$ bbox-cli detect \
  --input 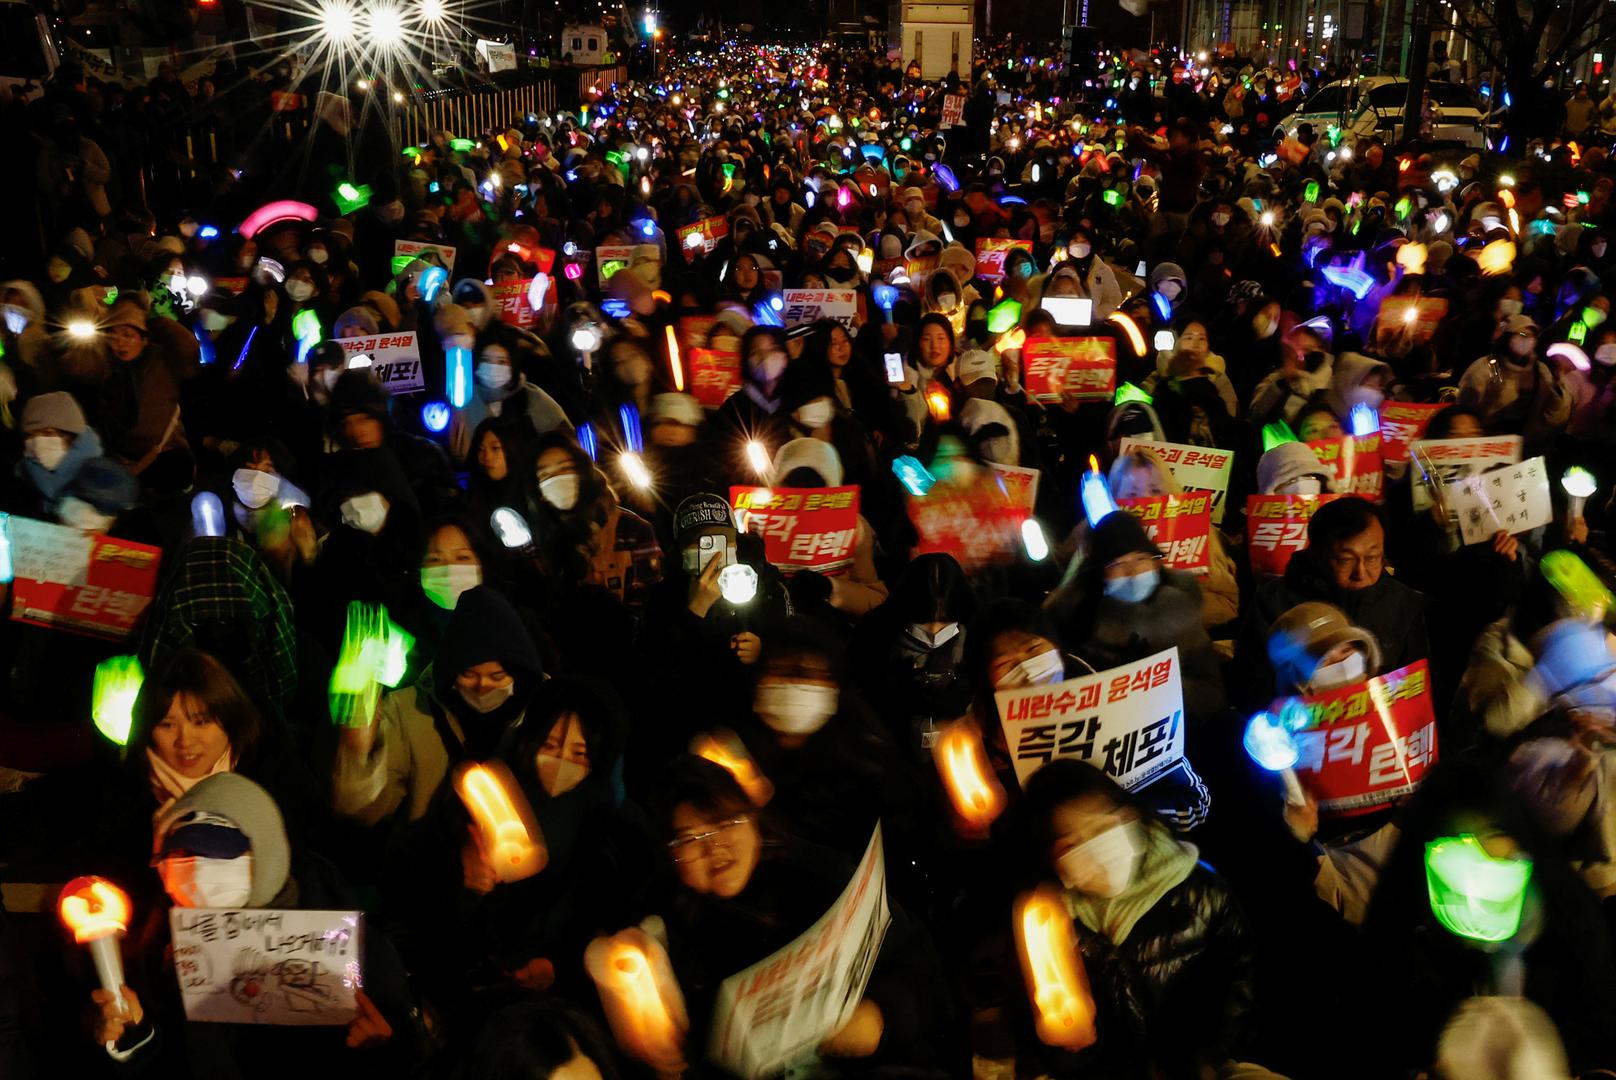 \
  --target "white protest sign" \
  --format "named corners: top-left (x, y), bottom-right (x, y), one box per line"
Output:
top-left (476, 38), bottom-right (517, 72)
top-left (1446, 455), bottom-right (1553, 545)
top-left (781, 289), bottom-right (858, 329)
top-left (169, 909), bottom-right (362, 1025)
top-left (392, 239), bottom-right (457, 275)
top-left (336, 332), bottom-right (425, 394)
top-left (709, 826), bottom-right (890, 1079)
top-left (1117, 439), bottom-right (1235, 524)
top-left (596, 245), bottom-right (635, 285)
top-left (1408, 434), bottom-right (1522, 511)
top-left (995, 648), bottom-right (1184, 789)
